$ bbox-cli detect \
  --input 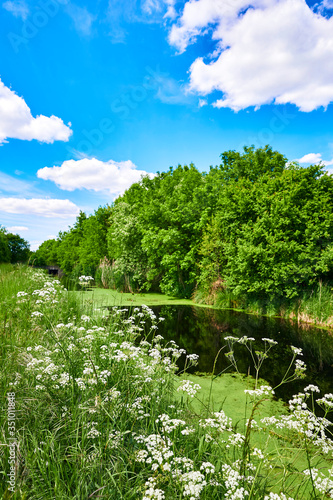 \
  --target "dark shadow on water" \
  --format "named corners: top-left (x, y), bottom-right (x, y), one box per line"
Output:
top-left (142, 305), bottom-right (333, 404)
